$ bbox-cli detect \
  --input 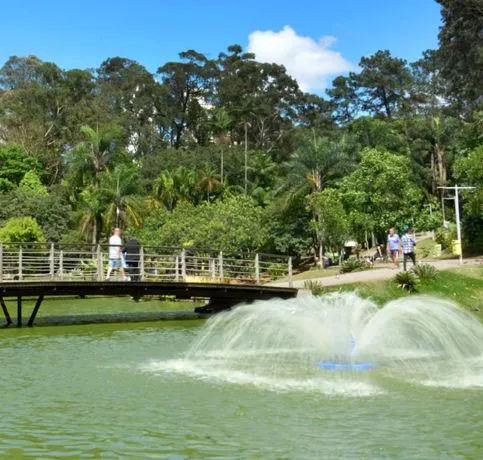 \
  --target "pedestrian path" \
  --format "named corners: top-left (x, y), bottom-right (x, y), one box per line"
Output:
top-left (272, 258), bottom-right (482, 289)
